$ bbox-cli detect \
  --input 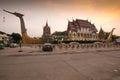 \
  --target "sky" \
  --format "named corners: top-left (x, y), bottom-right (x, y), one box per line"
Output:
top-left (0, 0), bottom-right (120, 37)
